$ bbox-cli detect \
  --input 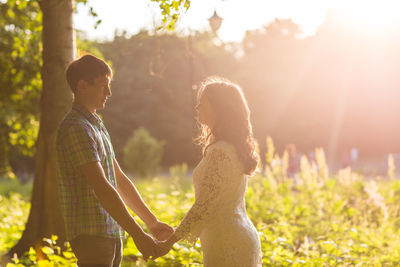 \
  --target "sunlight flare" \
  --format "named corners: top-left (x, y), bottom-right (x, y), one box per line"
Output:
top-left (331, 0), bottom-right (400, 34)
